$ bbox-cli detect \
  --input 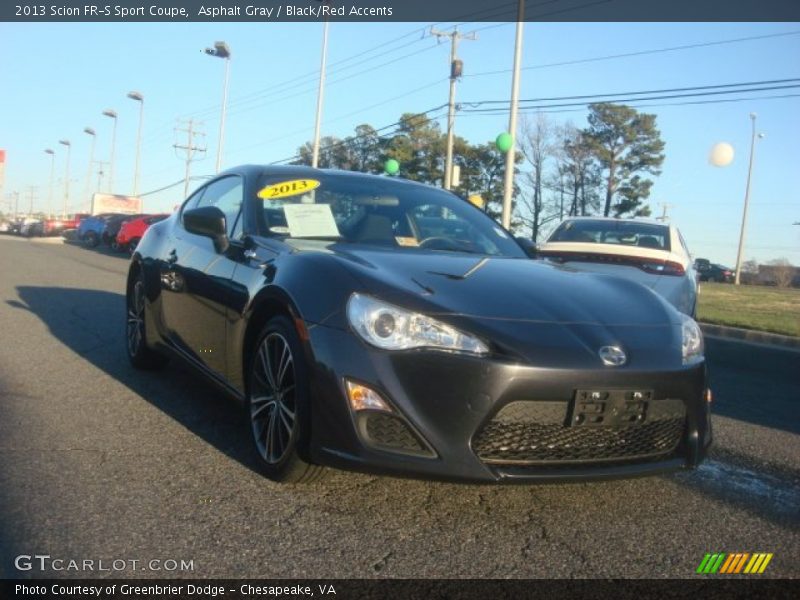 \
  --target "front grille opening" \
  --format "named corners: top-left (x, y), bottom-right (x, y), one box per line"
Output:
top-left (473, 400), bottom-right (685, 465)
